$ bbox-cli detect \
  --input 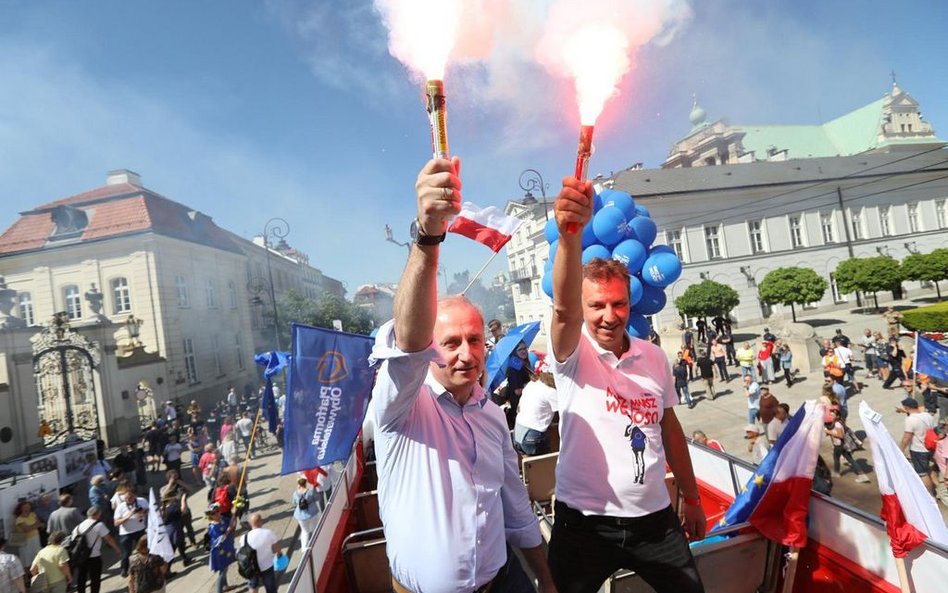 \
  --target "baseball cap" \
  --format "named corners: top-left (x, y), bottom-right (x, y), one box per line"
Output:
top-left (901, 397), bottom-right (919, 409)
top-left (205, 503), bottom-right (221, 515)
top-left (743, 424), bottom-right (759, 434)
